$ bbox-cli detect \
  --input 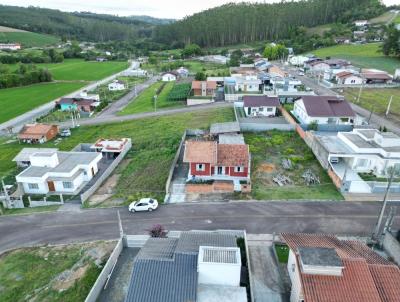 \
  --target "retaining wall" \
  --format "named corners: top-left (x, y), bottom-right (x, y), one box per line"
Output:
top-left (80, 139), bottom-right (132, 203)
top-left (186, 181), bottom-right (235, 193)
top-left (187, 98), bottom-right (214, 106)
top-left (240, 122), bottom-right (294, 132)
top-left (165, 131), bottom-right (187, 195)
